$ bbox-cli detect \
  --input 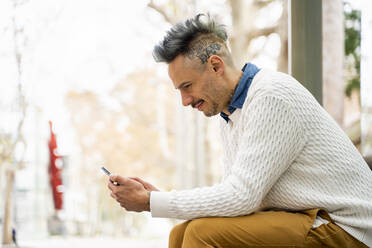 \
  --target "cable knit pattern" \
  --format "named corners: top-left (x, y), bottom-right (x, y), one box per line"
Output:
top-left (150, 69), bottom-right (372, 246)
